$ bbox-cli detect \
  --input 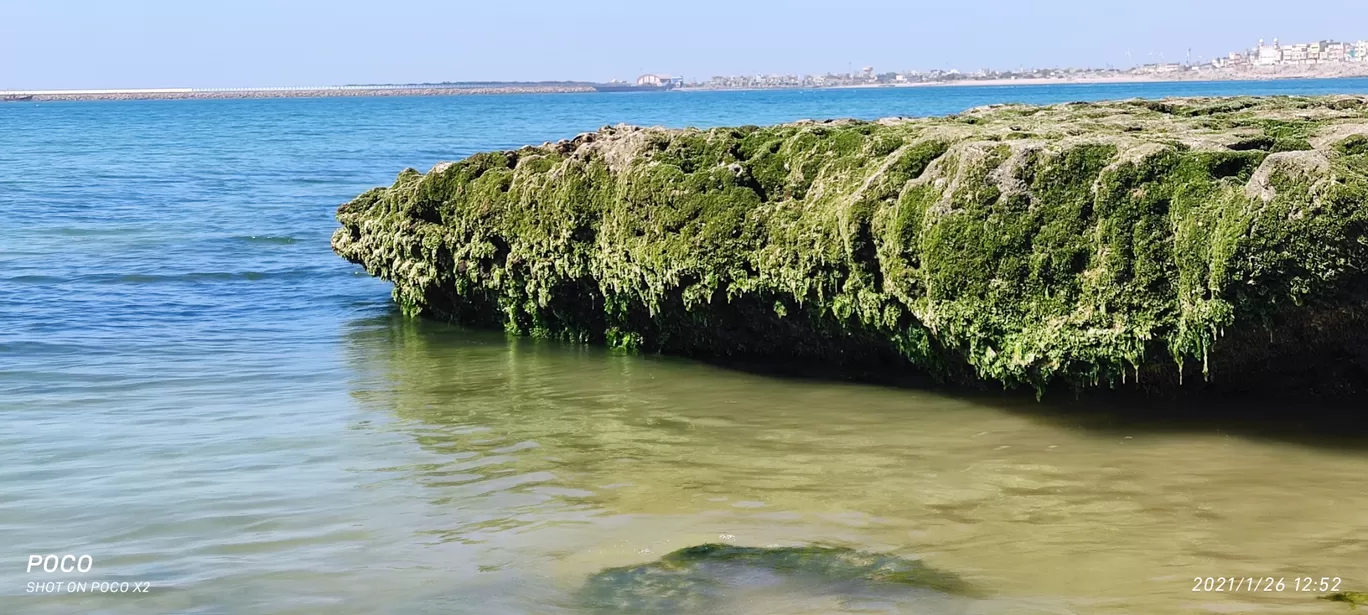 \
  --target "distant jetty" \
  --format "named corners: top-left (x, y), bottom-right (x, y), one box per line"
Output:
top-left (591, 84), bottom-right (676, 93)
top-left (0, 76), bottom-right (691, 102)
top-left (0, 84), bottom-right (602, 102)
